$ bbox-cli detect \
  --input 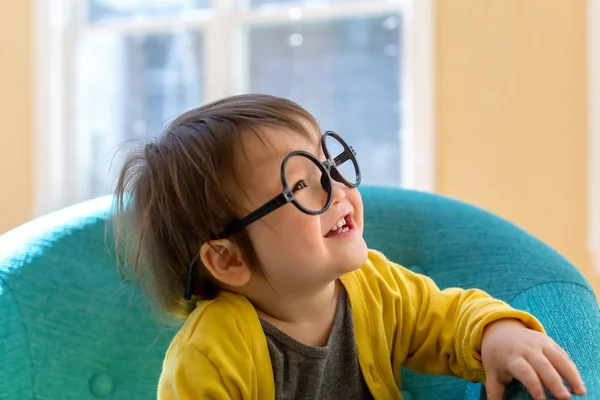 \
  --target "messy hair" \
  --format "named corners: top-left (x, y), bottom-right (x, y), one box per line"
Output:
top-left (113, 94), bottom-right (318, 318)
